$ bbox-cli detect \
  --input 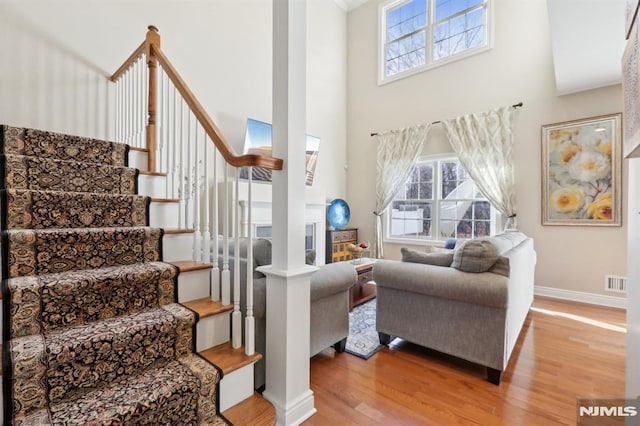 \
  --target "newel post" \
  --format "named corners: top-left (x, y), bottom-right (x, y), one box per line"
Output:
top-left (145, 25), bottom-right (161, 172)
